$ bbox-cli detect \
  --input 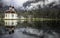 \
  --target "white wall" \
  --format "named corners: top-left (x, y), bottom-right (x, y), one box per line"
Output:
top-left (4, 13), bottom-right (18, 19)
